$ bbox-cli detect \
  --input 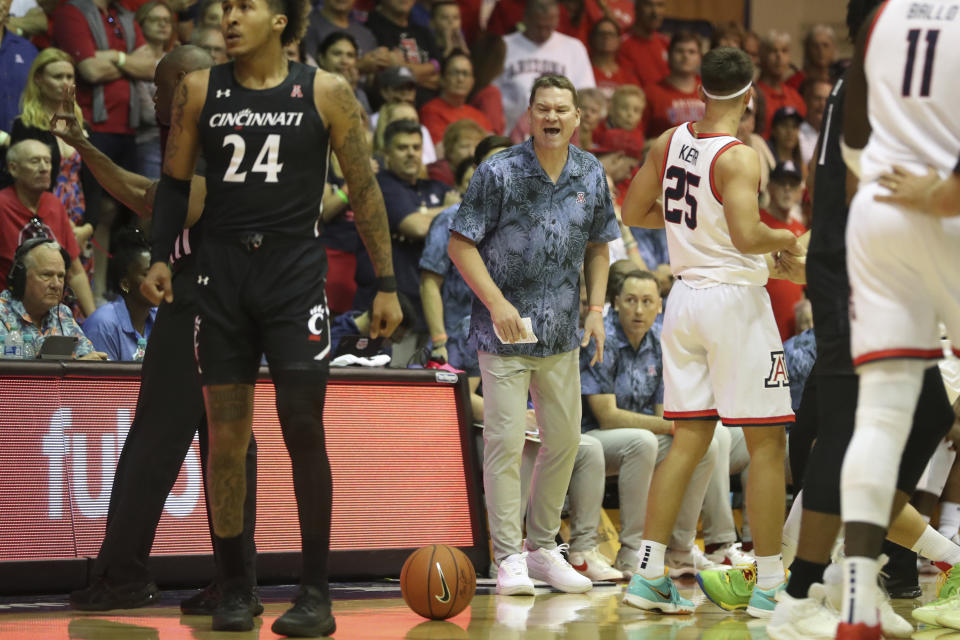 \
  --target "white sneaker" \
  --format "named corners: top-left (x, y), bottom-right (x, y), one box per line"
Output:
top-left (705, 542), bottom-right (755, 568)
top-left (613, 546), bottom-right (641, 580)
top-left (665, 545), bottom-right (724, 577)
top-left (823, 558), bottom-right (913, 637)
top-left (496, 553), bottom-right (535, 596)
top-left (524, 543), bottom-right (592, 593)
top-left (767, 583), bottom-right (839, 640)
top-left (568, 547), bottom-right (623, 582)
